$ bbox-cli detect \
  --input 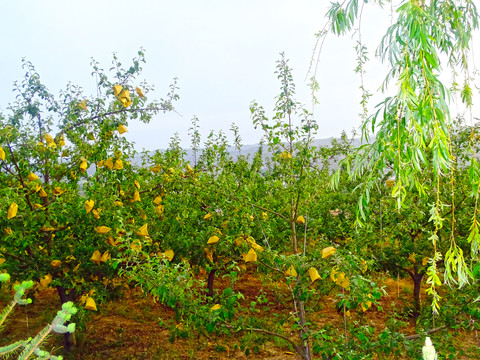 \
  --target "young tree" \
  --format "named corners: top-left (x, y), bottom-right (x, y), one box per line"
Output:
top-left (121, 54), bottom-right (382, 360)
top-left (0, 51), bottom-right (178, 348)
